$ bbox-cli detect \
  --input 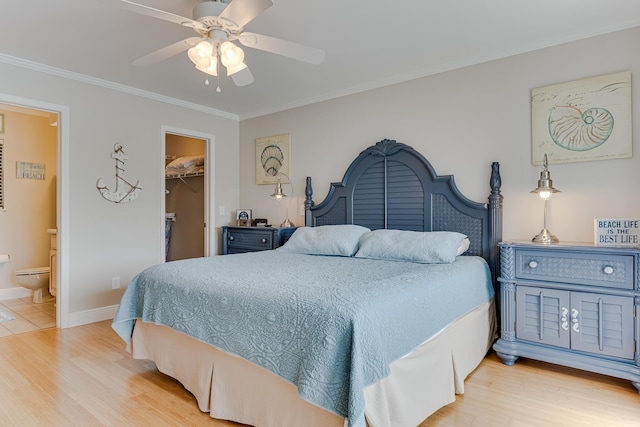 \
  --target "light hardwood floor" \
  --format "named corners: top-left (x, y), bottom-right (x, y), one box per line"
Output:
top-left (0, 320), bottom-right (638, 426)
